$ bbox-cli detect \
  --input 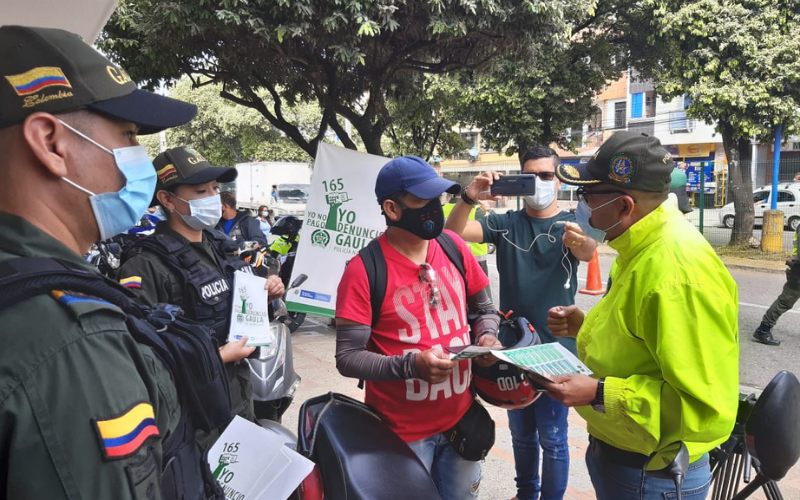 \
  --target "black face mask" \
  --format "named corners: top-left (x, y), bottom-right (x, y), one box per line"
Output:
top-left (387, 198), bottom-right (445, 240)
